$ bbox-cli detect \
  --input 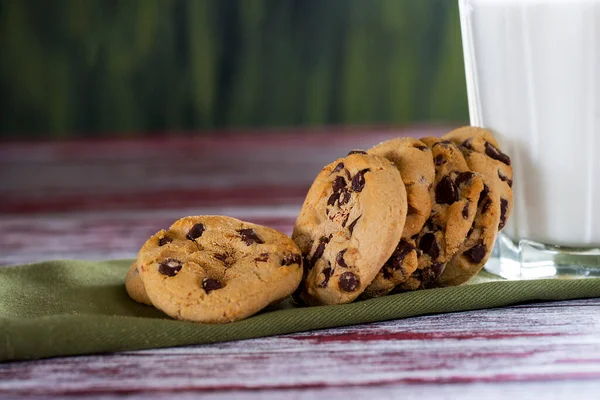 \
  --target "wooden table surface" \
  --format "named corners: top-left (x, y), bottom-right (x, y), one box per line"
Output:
top-left (1, 127), bottom-right (600, 399)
